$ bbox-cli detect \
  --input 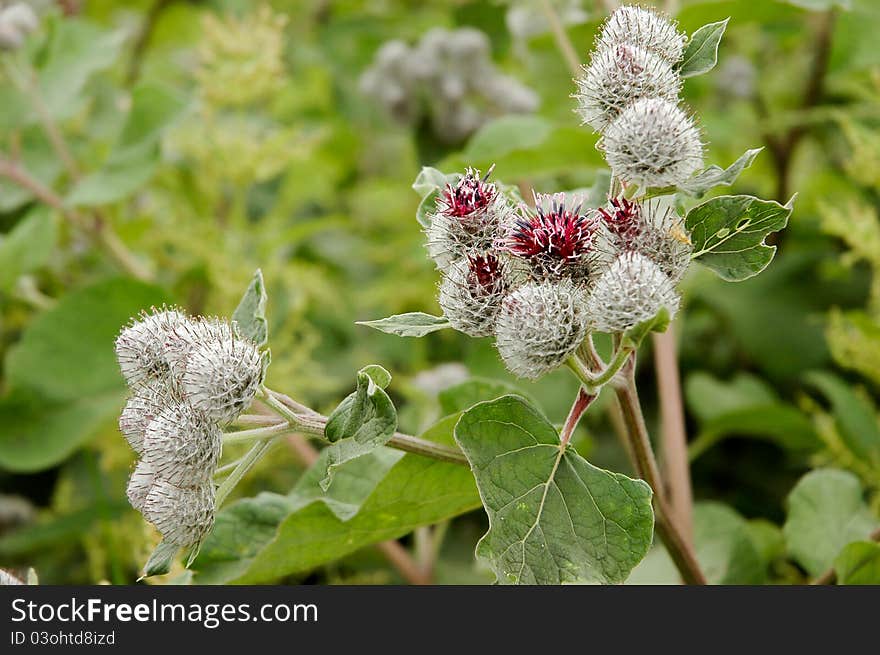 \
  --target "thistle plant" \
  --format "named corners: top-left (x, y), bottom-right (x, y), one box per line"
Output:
top-left (116, 6), bottom-right (793, 584)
